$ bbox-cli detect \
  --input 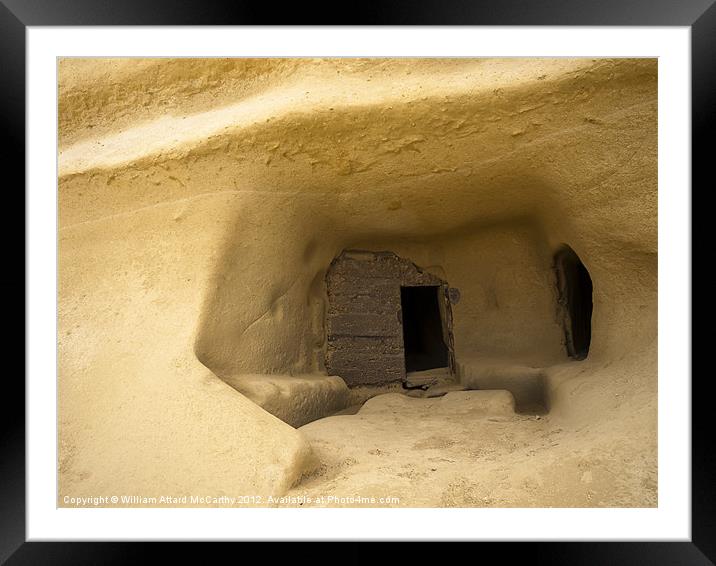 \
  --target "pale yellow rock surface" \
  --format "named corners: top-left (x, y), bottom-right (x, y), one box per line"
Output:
top-left (359, 390), bottom-right (517, 416)
top-left (222, 374), bottom-right (349, 428)
top-left (290, 379), bottom-right (655, 507)
top-left (58, 57), bottom-right (657, 507)
top-left (58, 193), bottom-right (316, 505)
